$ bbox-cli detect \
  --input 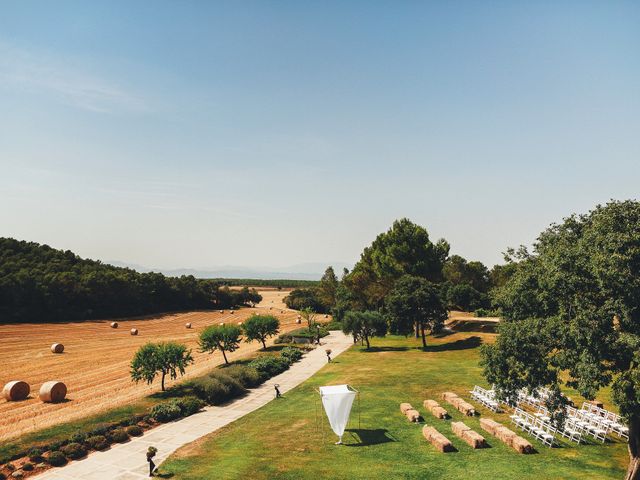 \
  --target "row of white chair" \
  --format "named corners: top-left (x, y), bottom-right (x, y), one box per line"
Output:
top-left (581, 403), bottom-right (629, 440)
top-left (532, 406), bottom-right (583, 444)
top-left (510, 407), bottom-right (557, 447)
top-left (469, 385), bottom-right (501, 412)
